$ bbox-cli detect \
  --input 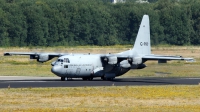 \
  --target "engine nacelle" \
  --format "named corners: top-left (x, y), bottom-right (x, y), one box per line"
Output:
top-left (30, 53), bottom-right (52, 62)
top-left (30, 53), bottom-right (49, 62)
top-left (132, 57), bottom-right (142, 65)
top-left (104, 56), bottom-right (117, 65)
top-left (130, 57), bottom-right (144, 69)
top-left (120, 60), bottom-right (131, 68)
top-left (37, 54), bottom-right (49, 62)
